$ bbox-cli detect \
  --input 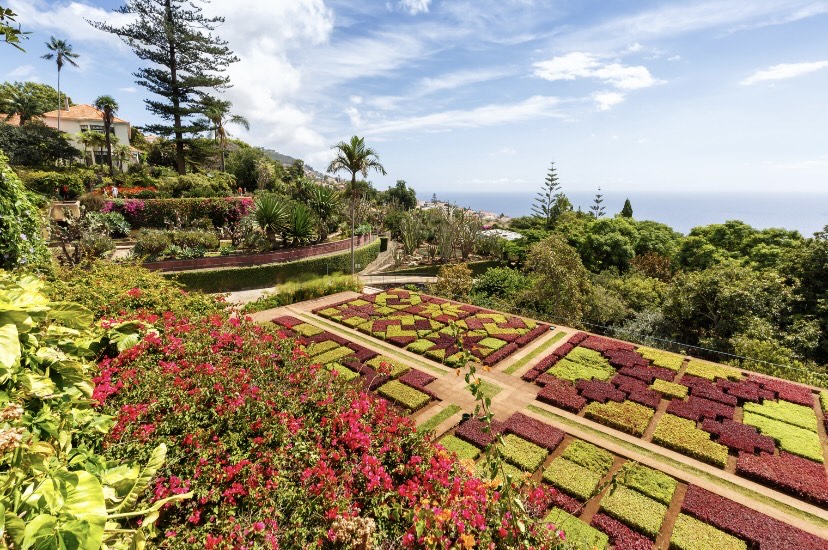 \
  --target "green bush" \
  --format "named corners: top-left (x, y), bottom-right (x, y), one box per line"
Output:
top-left (544, 508), bottom-right (608, 550)
top-left (548, 347), bottom-right (616, 382)
top-left (599, 485), bottom-right (667, 538)
top-left (170, 239), bottom-right (381, 292)
top-left (743, 399), bottom-right (818, 431)
top-left (438, 435), bottom-right (481, 460)
top-left (378, 380), bottom-right (432, 411)
top-left (0, 152), bottom-right (50, 270)
top-left (652, 414), bottom-right (729, 467)
top-left (79, 232), bottom-right (115, 259)
top-left (670, 513), bottom-right (746, 550)
top-left (242, 275), bottom-right (363, 313)
top-left (584, 400), bottom-right (654, 436)
top-left (169, 229), bottom-right (219, 250)
top-left (500, 434), bottom-right (548, 472)
top-left (17, 168), bottom-right (89, 198)
top-left (650, 379), bottom-right (689, 400)
top-left (133, 230), bottom-right (170, 257)
top-left (742, 412), bottom-right (823, 462)
top-left (367, 356), bottom-right (410, 378)
top-left (327, 363), bottom-right (360, 382)
top-left (542, 458), bottom-right (602, 500)
top-left (156, 171), bottom-right (235, 198)
top-left (617, 462), bottom-right (677, 505)
top-left (86, 211), bottom-right (131, 238)
top-left (638, 346), bottom-right (685, 371)
top-left (80, 192), bottom-right (106, 212)
top-left (685, 359), bottom-right (741, 381)
top-left (561, 440), bottom-right (614, 475)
